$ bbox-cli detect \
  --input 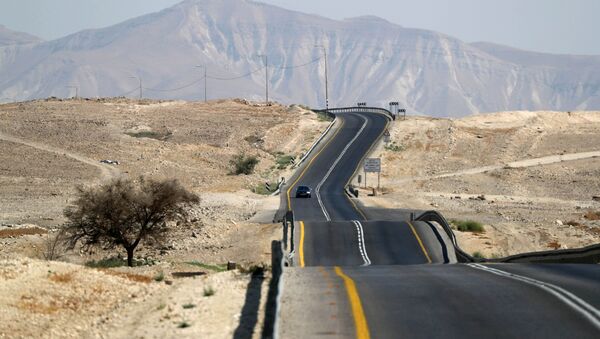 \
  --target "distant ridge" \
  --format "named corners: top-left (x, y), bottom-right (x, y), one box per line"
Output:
top-left (0, 0), bottom-right (599, 116)
top-left (0, 25), bottom-right (43, 46)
